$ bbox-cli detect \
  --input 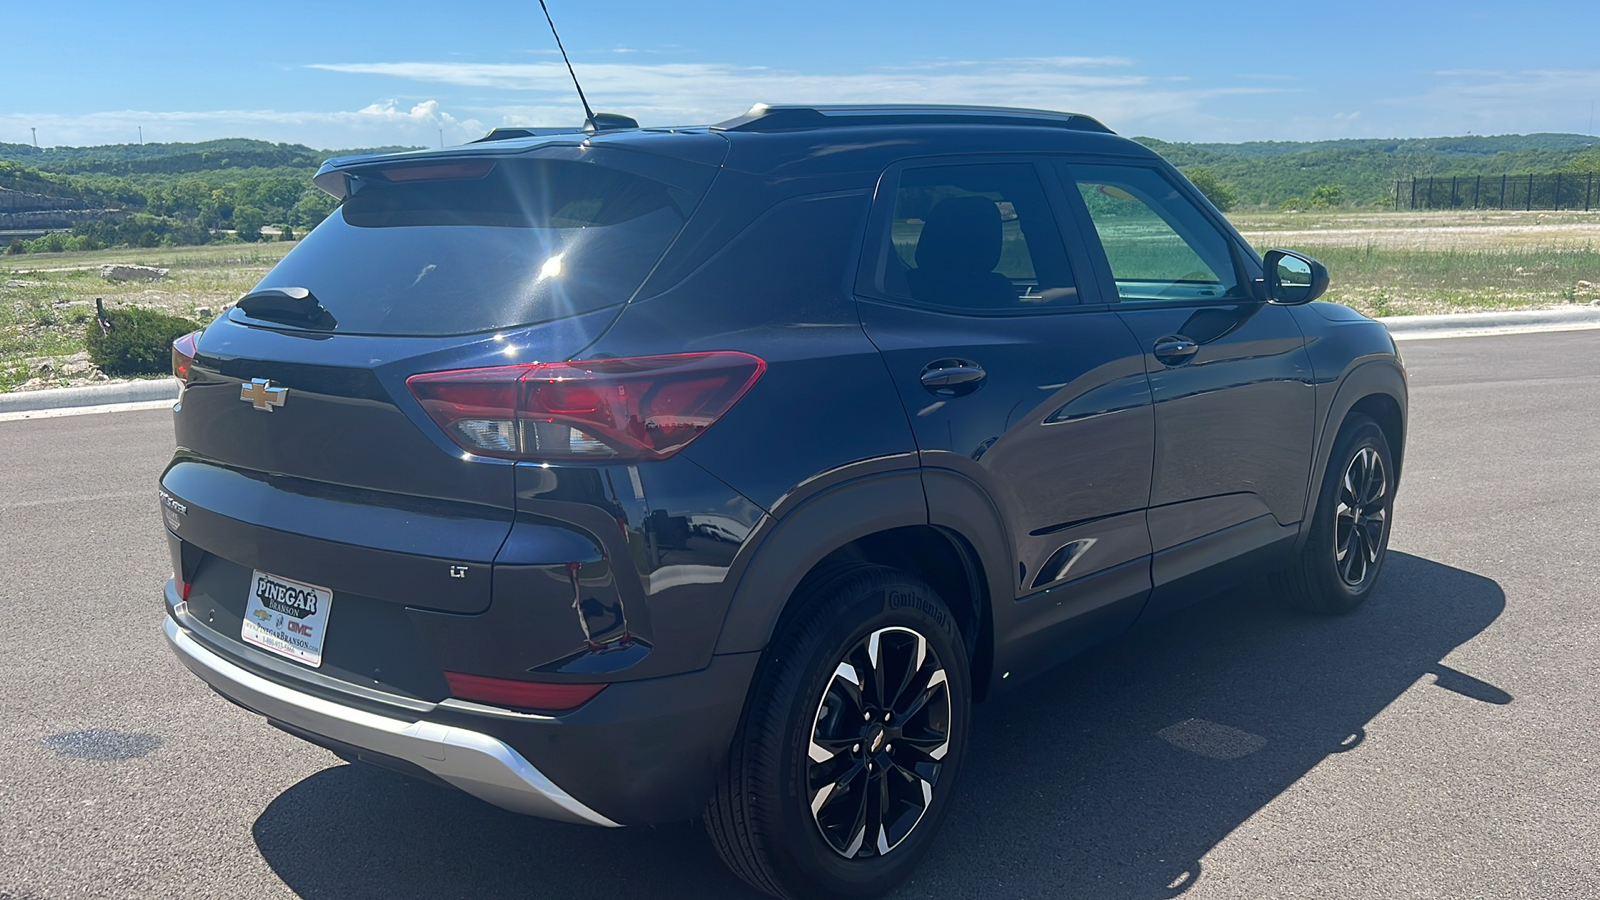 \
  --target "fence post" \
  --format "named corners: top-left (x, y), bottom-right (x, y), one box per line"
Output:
top-left (1451, 176), bottom-right (1460, 207)
top-left (1501, 174), bottom-right (1508, 209)
top-left (1474, 175), bottom-right (1482, 209)
top-left (1526, 173), bottom-right (1534, 211)
top-left (1587, 173), bottom-right (1594, 212)
top-left (1555, 172), bottom-right (1562, 211)
top-left (1427, 177), bottom-right (1435, 209)
top-left (1411, 178), bottom-right (1418, 210)
top-left (1395, 180), bottom-right (1401, 211)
